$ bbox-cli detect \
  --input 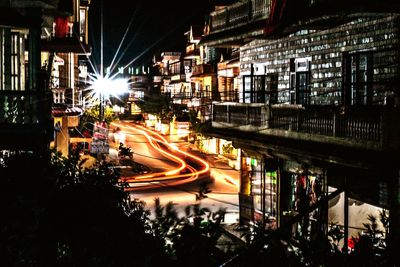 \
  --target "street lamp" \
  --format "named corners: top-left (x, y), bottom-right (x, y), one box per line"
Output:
top-left (91, 75), bottom-right (129, 122)
top-left (89, 75), bottom-right (128, 158)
